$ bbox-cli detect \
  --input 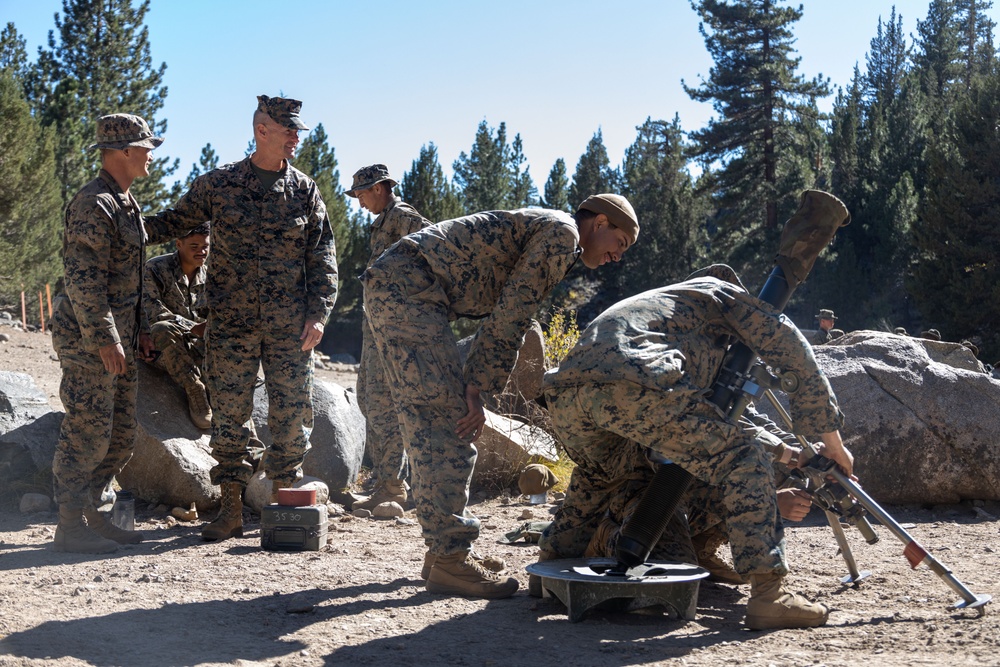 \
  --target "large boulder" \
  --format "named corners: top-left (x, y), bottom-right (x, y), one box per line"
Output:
top-left (0, 371), bottom-right (61, 502)
top-left (458, 319), bottom-right (548, 416)
top-left (472, 408), bottom-right (558, 491)
top-left (252, 378), bottom-right (365, 495)
top-left (806, 331), bottom-right (1000, 504)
